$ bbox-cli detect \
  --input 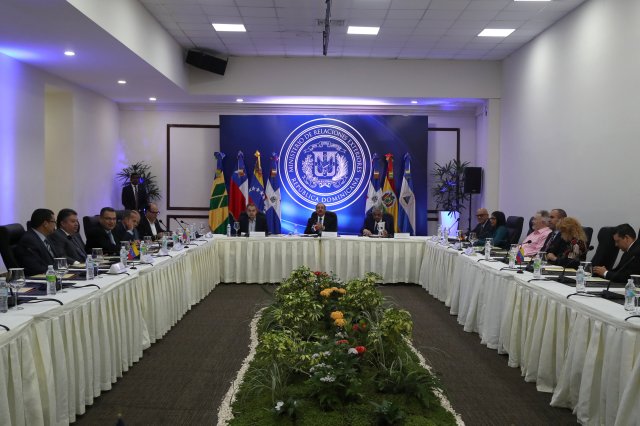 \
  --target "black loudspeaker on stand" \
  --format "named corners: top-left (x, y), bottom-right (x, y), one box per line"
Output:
top-left (463, 167), bottom-right (483, 233)
top-left (185, 50), bottom-right (228, 75)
